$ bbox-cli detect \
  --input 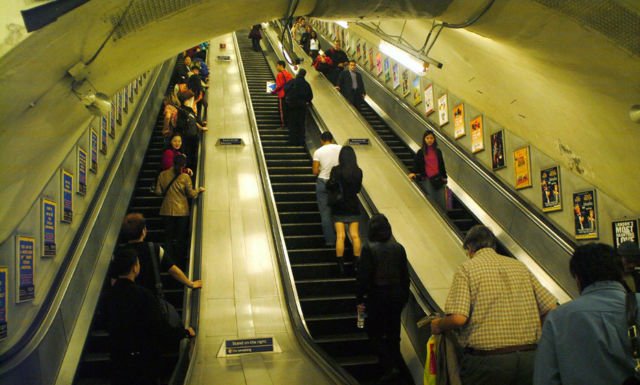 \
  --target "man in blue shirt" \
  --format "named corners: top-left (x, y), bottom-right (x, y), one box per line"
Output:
top-left (534, 243), bottom-right (639, 385)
